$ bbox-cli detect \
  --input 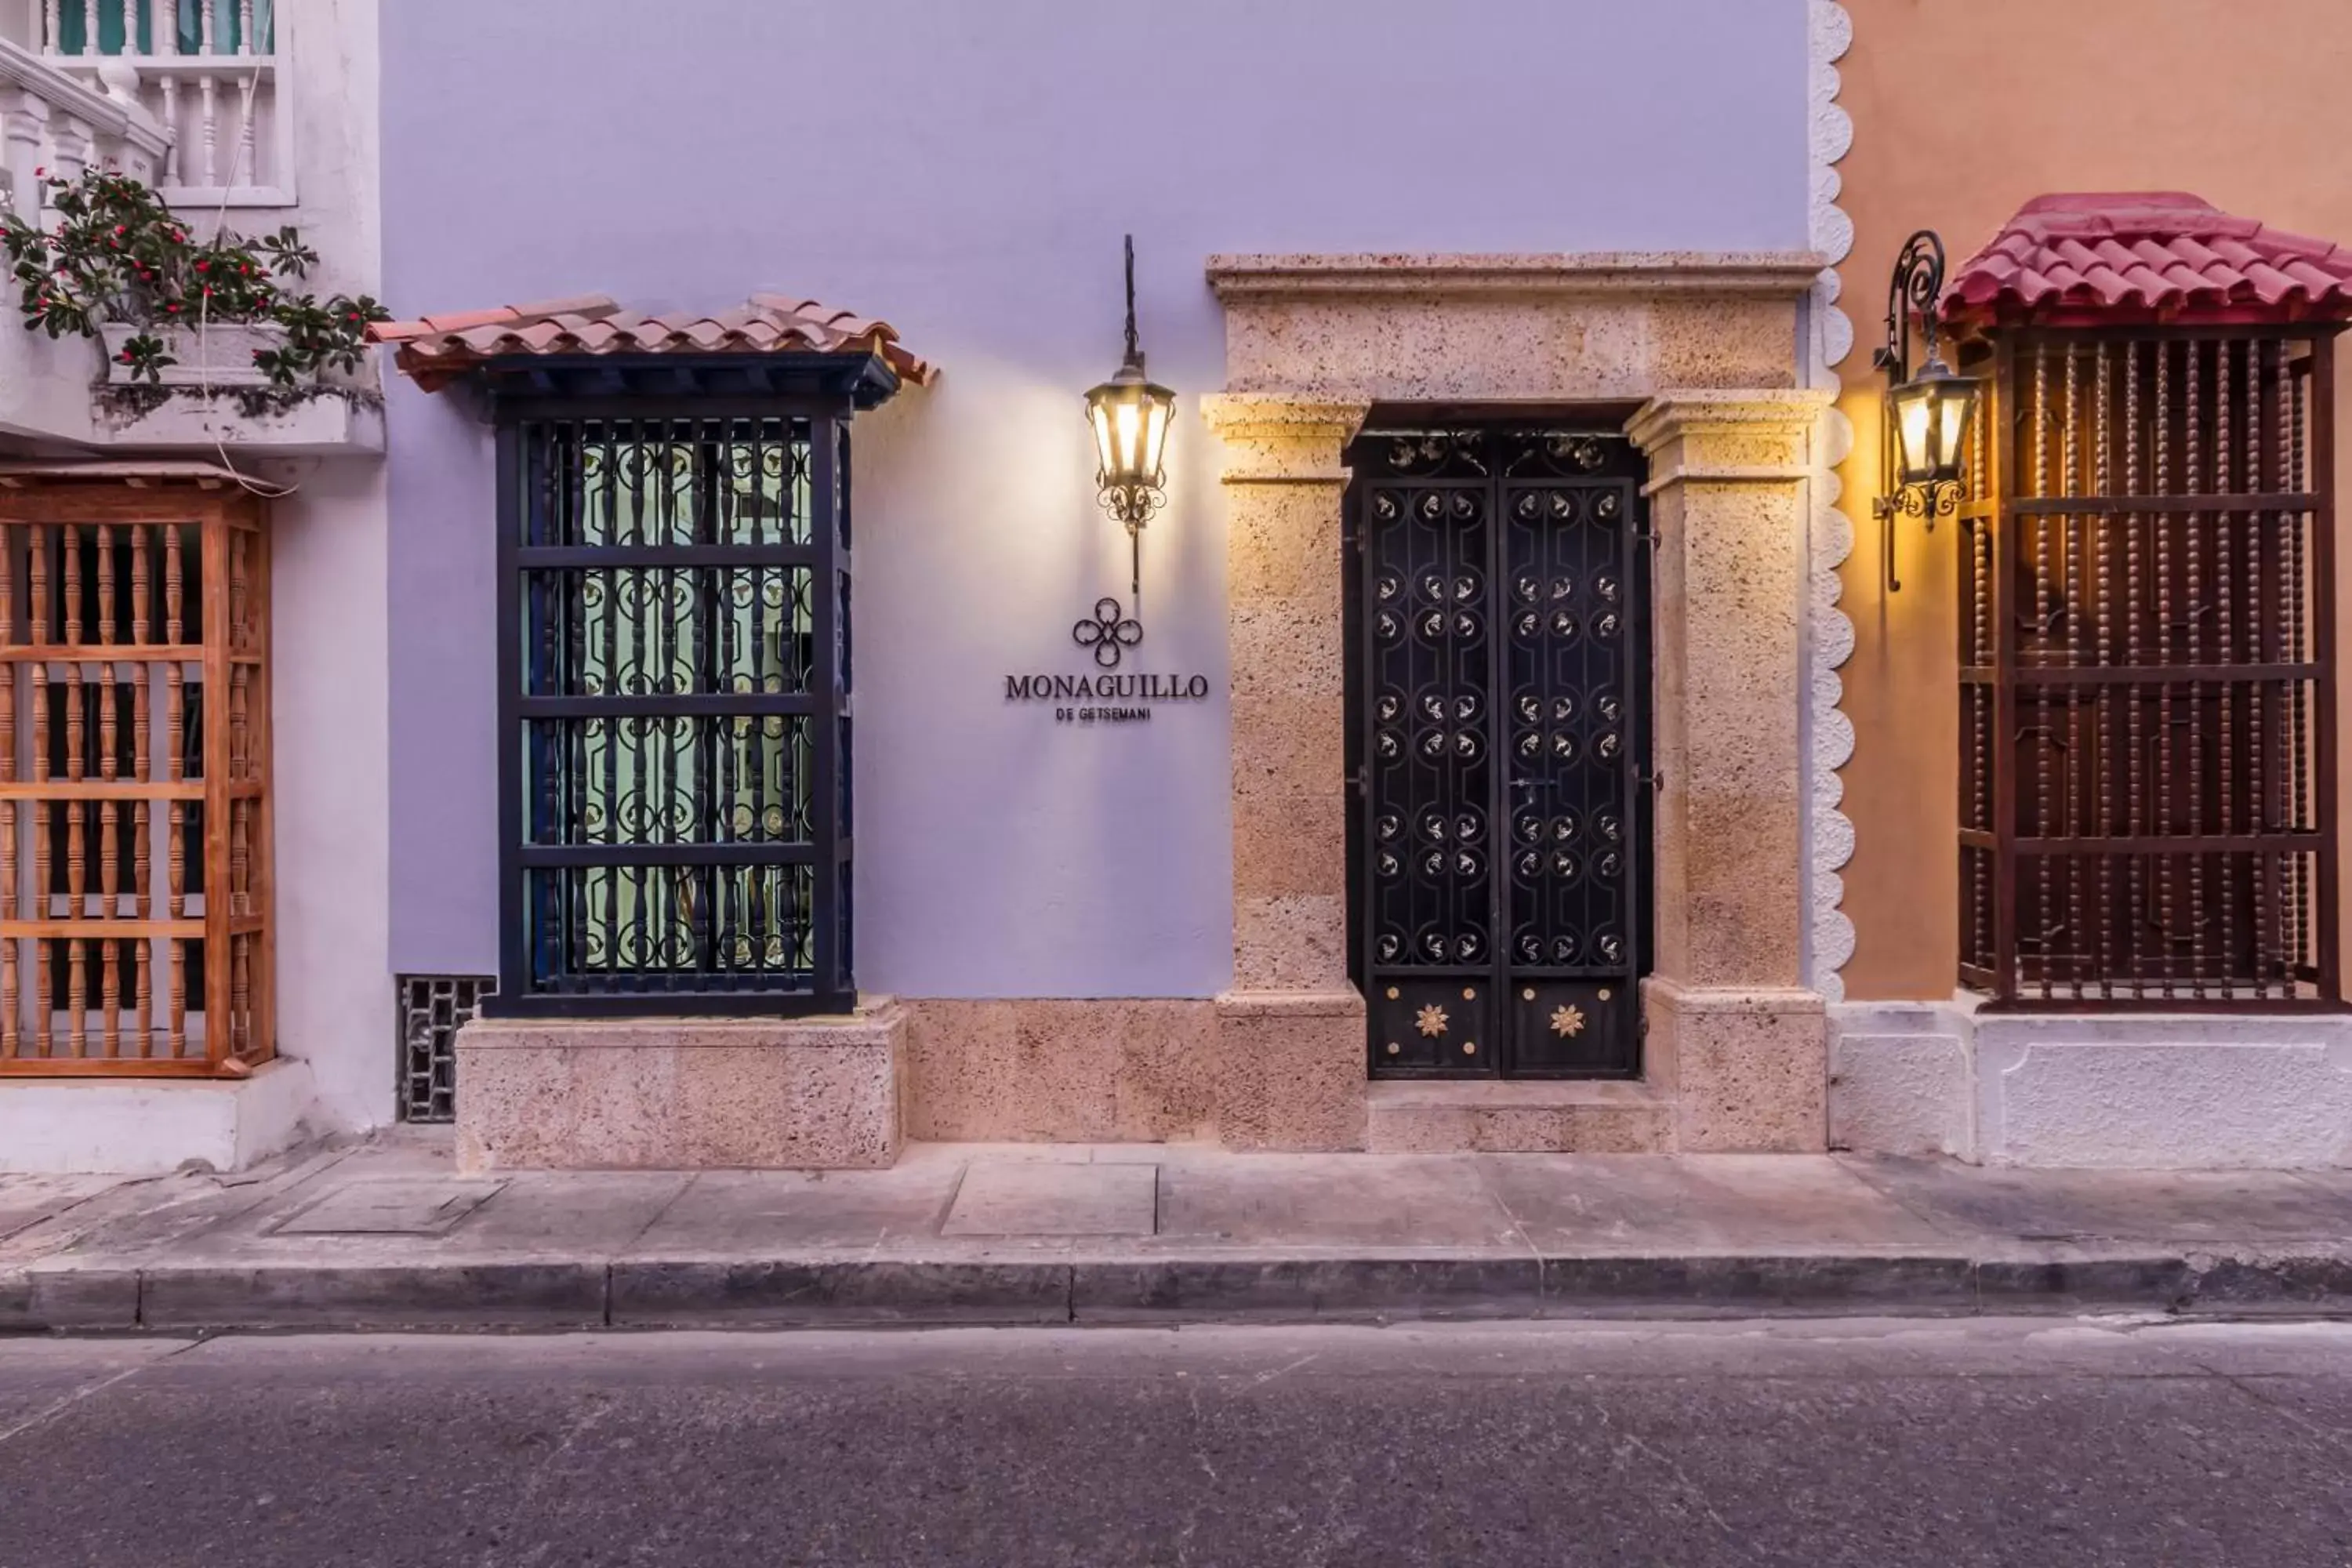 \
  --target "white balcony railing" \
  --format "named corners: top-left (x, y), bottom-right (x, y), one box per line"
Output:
top-left (6, 1), bottom-right (290, 206)
top-left (0, 35), bottom-right (169, 218)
